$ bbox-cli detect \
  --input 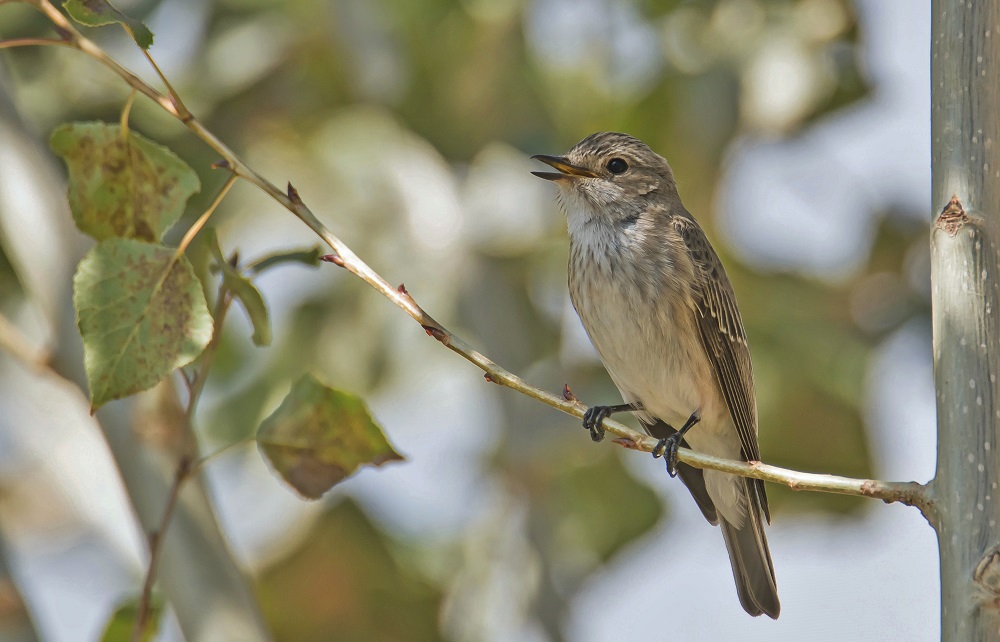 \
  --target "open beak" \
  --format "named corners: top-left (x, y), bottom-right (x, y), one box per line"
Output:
top-left (531, 155), bottom-right (599, 181)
